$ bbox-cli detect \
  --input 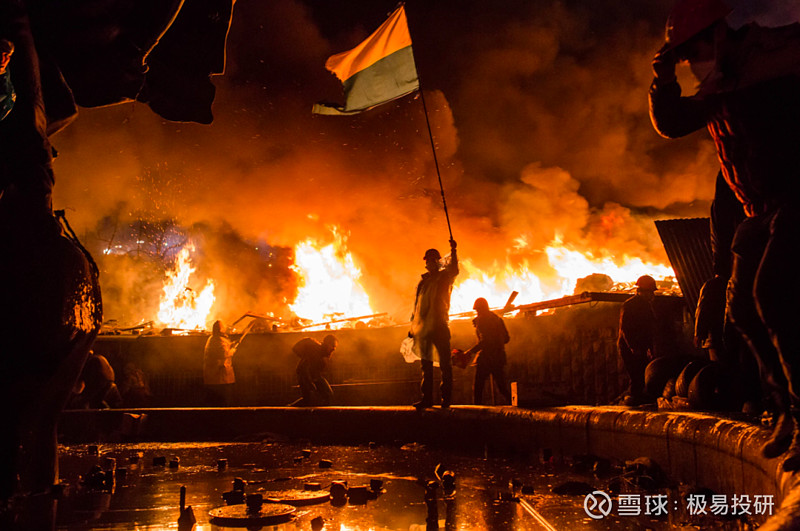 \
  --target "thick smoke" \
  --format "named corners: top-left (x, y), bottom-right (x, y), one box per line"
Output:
top-left (50, 0), bottom-right (716, 326)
